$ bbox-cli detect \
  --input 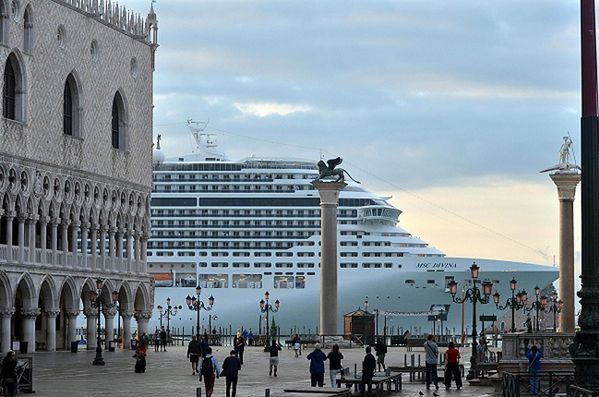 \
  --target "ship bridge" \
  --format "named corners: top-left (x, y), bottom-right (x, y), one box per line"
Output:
top-left (357, 205), bottom-right (401, 225)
